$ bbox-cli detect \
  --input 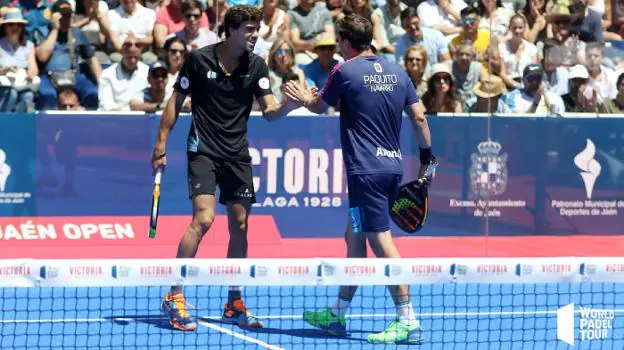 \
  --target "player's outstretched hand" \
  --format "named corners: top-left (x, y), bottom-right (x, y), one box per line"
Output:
top-left (283, 80), bottom-right (315, 107)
